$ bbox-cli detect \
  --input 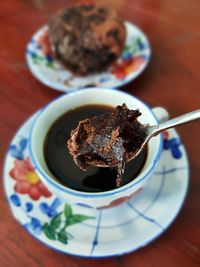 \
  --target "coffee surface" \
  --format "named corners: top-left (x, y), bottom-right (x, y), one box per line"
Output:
top-left (44, 105), bottom-right (148, 192)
